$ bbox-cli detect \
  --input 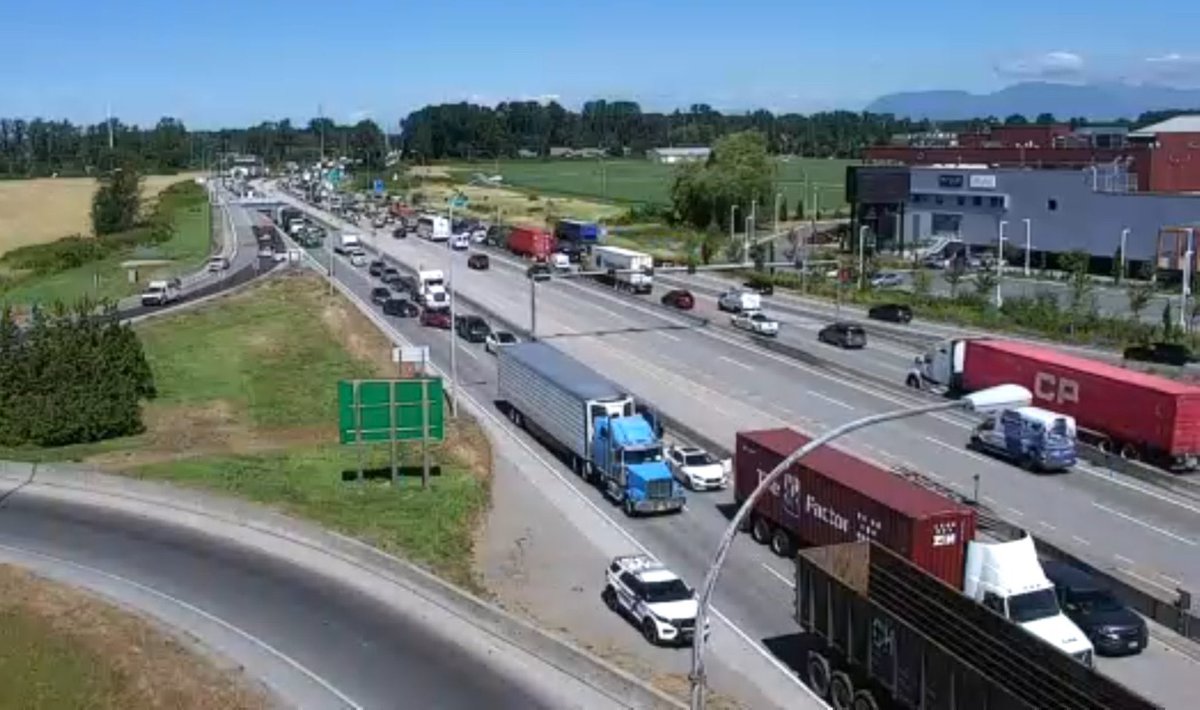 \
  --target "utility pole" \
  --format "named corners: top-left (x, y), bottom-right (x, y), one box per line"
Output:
top-left (106, 104), bottom-right (114, 150)
top-left (318, 103), bottom-right (326, 162)
top-left (1023, 218), bottom-right (1032, 277)
top-left (1181, 228), bottom-right (1195, 330)
top-left (858, 225), bottom-right (869, 291)
top-left (448, 198), bottom-right (459, 419)
top-left (996, 220), bottom-right (1007, 309)
top-left (1119, 228), bottom-right (1130, 282)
